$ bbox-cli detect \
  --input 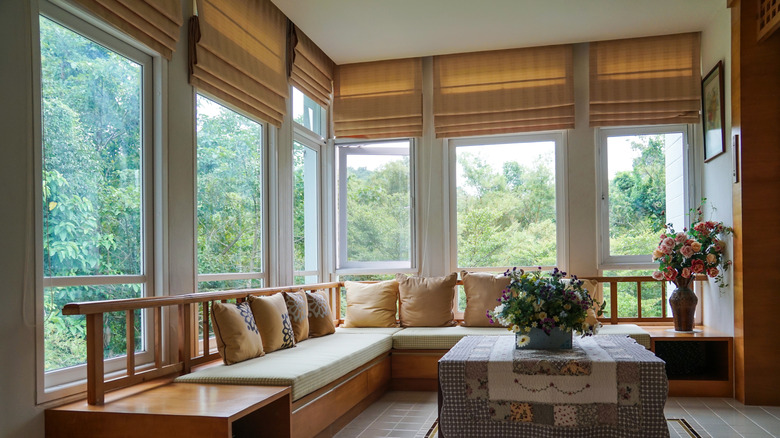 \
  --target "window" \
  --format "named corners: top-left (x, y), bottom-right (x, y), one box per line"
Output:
top-left (196, 94), bottom-right (265, 291)
top-left (451, 133), bottom-right (566, 271)
top-left (293, 140), bottom-right (321, 284)
top-left (38, 8), bottom-right (154, 394)
top-left (292, 87), bottom-right (326, 139)
top-left (599, 126), bottom-right (690, 267)
top-left (336, 140), bottom-right (414, 271)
